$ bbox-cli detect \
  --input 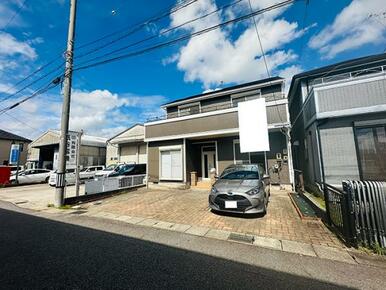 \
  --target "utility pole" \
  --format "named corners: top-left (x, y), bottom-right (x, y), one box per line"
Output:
top-left (75, 130), bottom-right (83, 197)
top-left (55, 0), bottom-right (77, 207)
